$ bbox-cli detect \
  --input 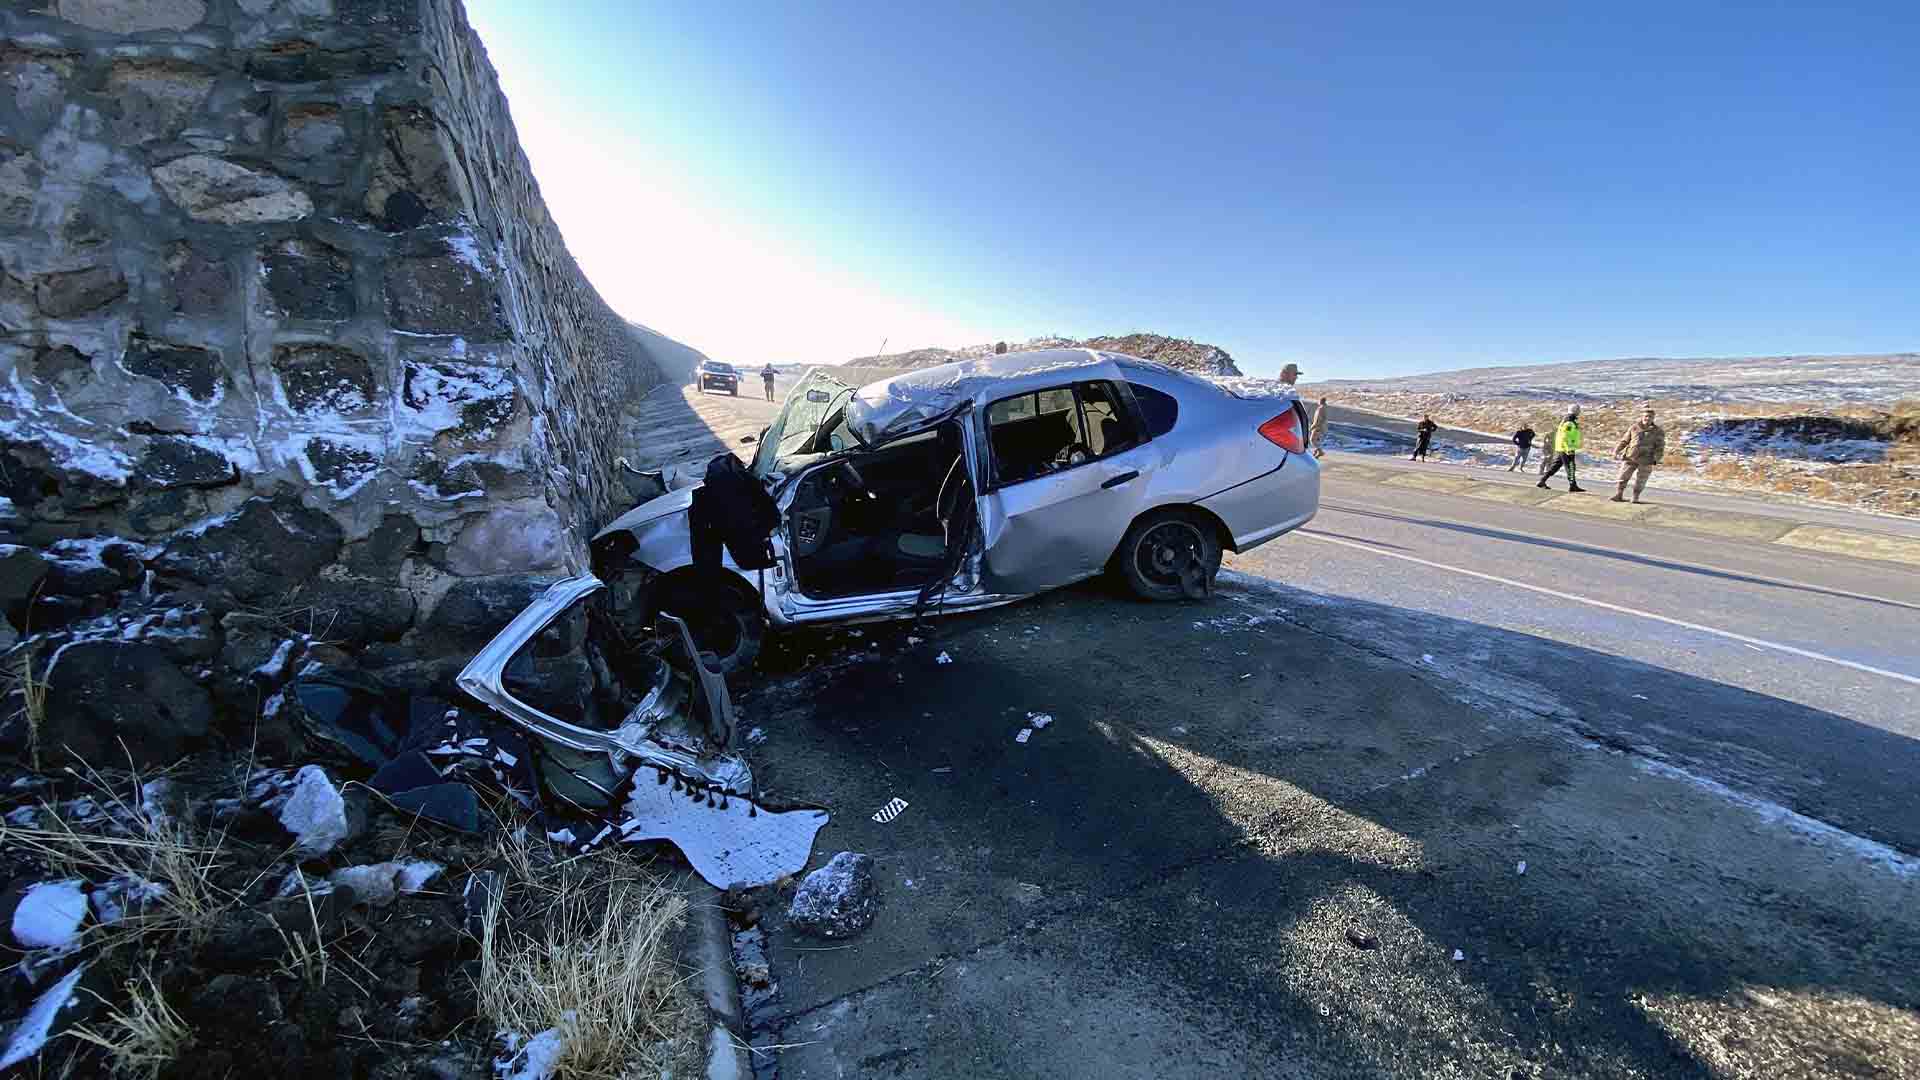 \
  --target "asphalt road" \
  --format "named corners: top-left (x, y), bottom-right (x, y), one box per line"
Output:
top-left (645, 385), bottom-right (1920, 1079)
